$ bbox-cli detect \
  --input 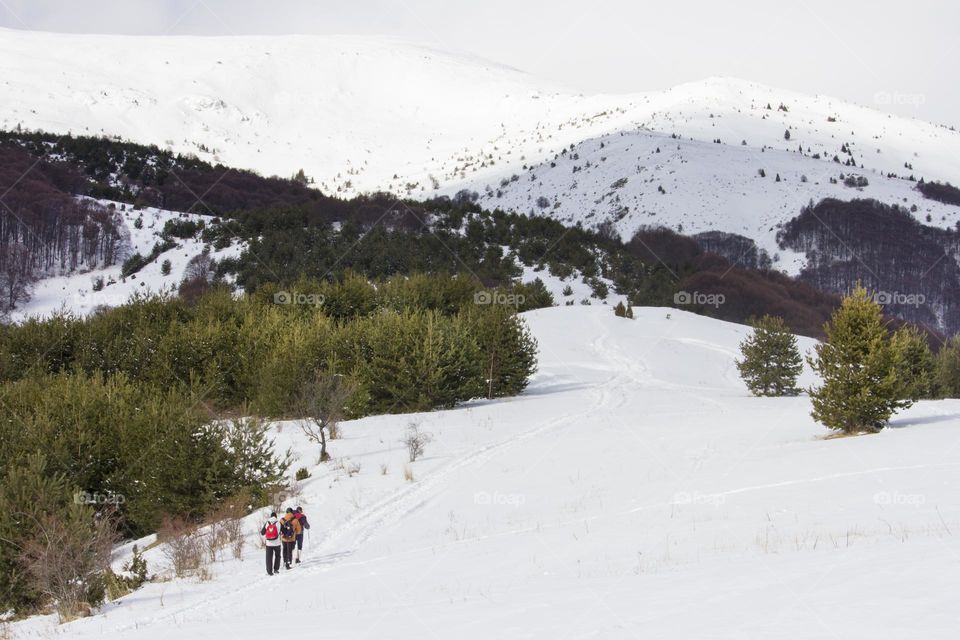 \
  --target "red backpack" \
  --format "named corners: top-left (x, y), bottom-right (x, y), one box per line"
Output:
top-left (264, 521), bottom-right (279, 541)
